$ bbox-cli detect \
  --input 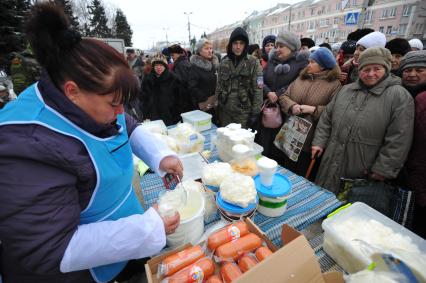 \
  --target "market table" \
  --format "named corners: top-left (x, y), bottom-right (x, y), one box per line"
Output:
top-left (138, 124), bottom-right (343, 272)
